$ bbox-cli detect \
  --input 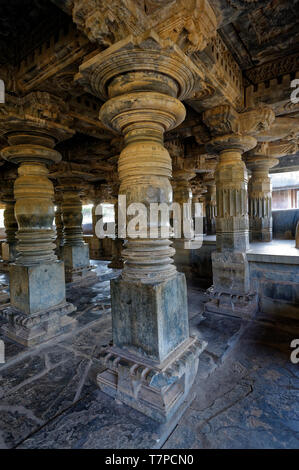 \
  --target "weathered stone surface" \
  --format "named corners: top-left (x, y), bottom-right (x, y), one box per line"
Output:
top-left (111, 273), bottom-right (189, 362)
